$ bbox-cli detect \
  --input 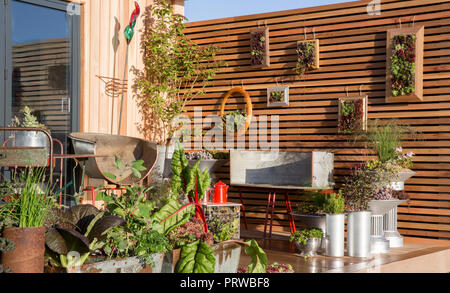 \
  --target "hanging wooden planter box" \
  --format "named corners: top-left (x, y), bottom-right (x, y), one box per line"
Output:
top-left (338, 96), bottom-right (368, 134)
top-left (250, 27), bottom-right (270, 68)
top-left (386, 26), bottom-right (424, 102)
top-left (295, 39), bottom-right (320, 78)
top-left (267, 86), bottom-right (289, 107)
